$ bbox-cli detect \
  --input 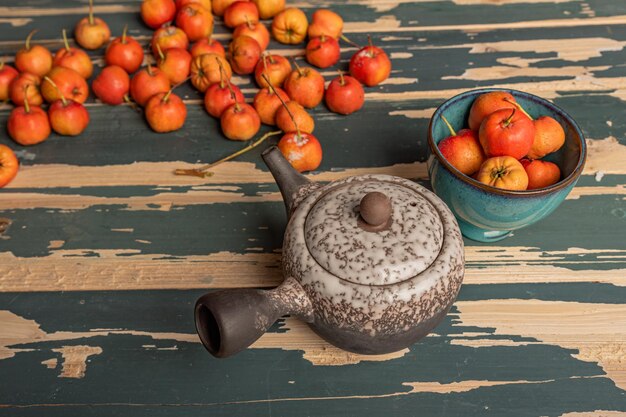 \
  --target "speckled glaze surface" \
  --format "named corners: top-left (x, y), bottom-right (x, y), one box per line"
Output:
top-left (427, 88), bottom-right (587, 242)
top-left (304, 180), bottom-right (444, 285)
top-left (283, 174), bottom-right (465, 354)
